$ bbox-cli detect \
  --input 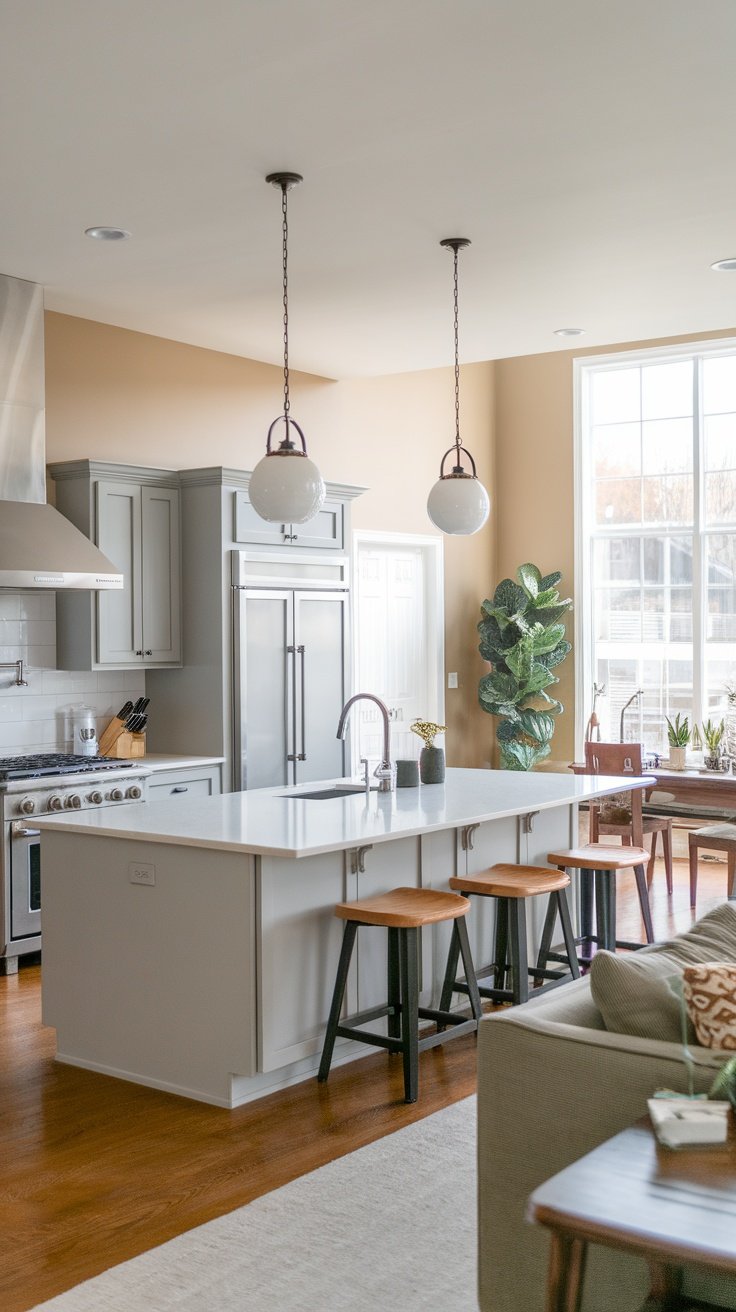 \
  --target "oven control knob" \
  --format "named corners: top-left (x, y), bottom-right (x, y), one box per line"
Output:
top-left (48, 795), bottom-right (63, 812)
top-left (110, 788), bottom-right (124, 801)
top-left (88, 790), bottom-right (103, 805)
top-left (66, 794), bottom-right (82, 809)
top-left (126, 785), bottom-right (142, 800)
top-left (18, 797), bottom-right (35, 815)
